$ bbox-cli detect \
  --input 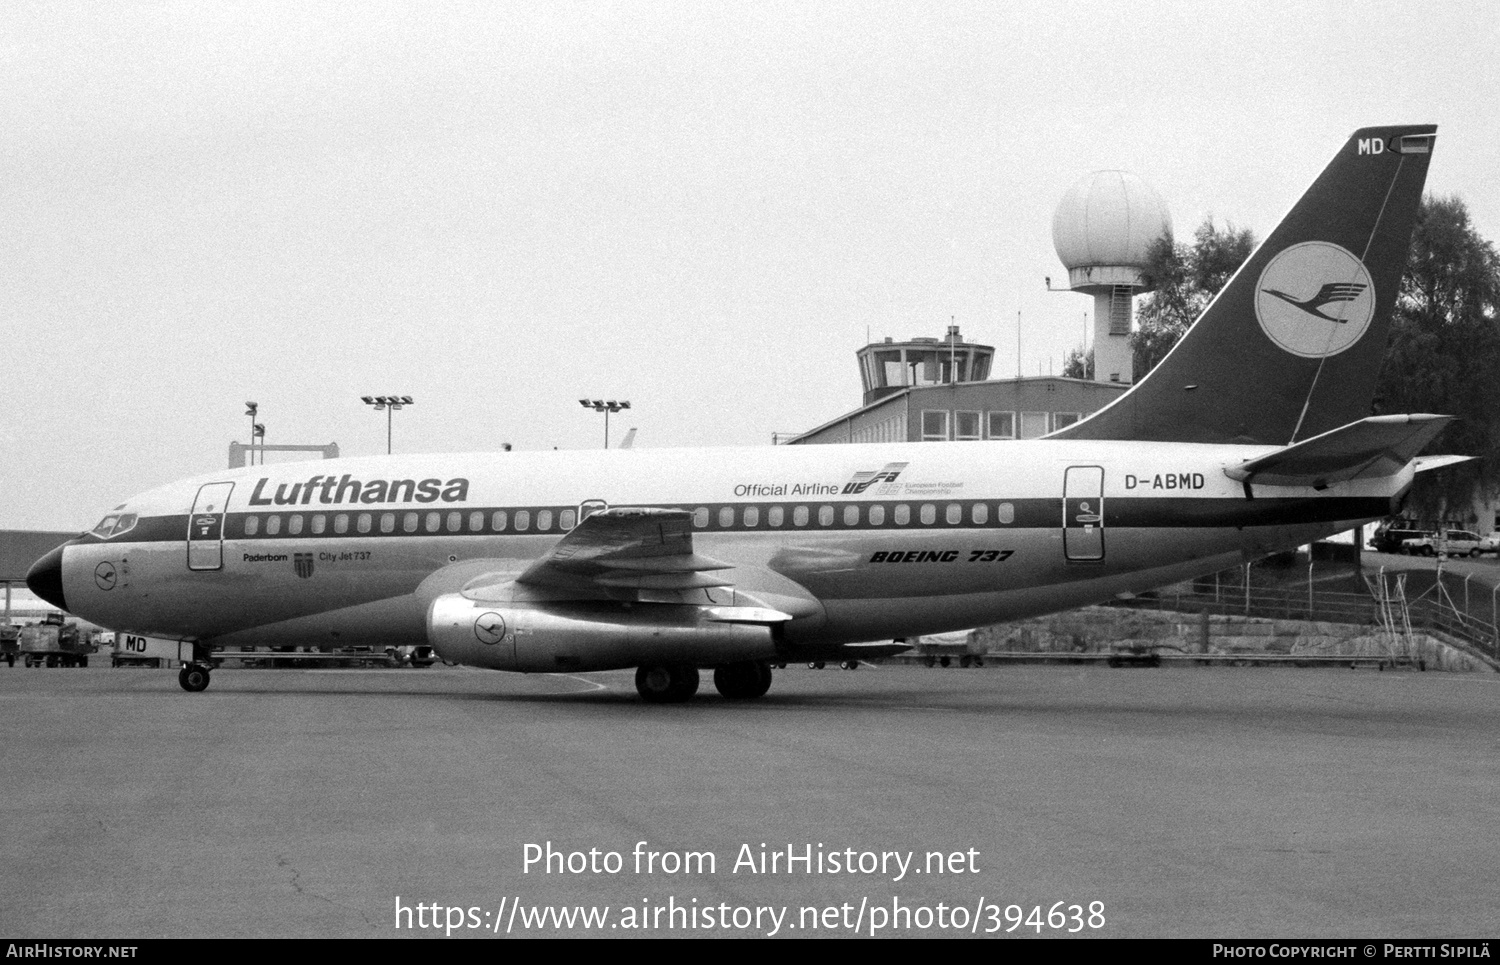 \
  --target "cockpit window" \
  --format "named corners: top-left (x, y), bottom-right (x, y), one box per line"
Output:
top-left (91, 514), bottom-right (138, 539)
